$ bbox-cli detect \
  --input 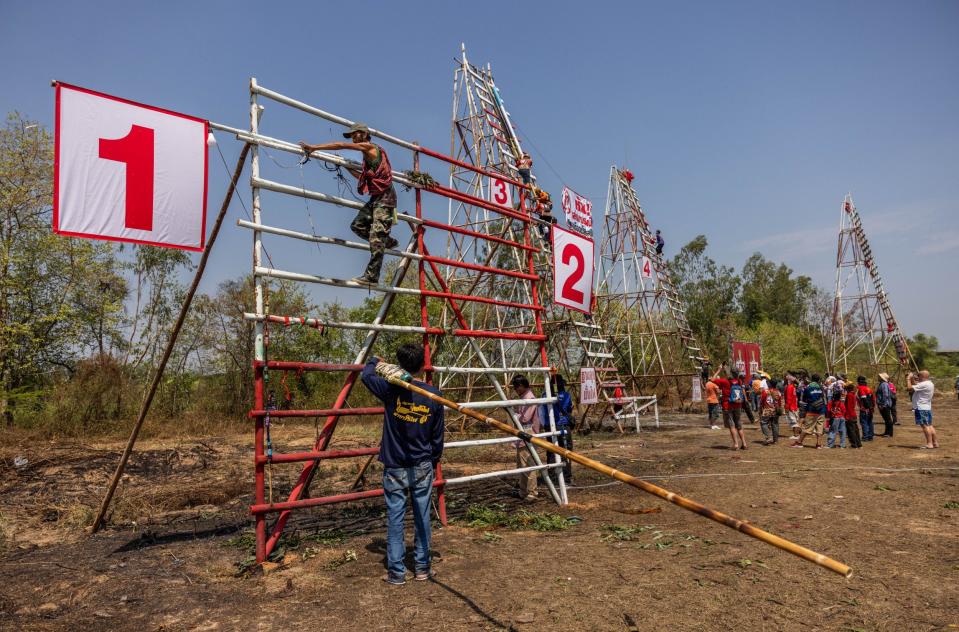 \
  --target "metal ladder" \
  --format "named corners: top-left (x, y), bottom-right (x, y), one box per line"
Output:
top-left (570, 319), bottom-right (643, 432)
top-left (616, 174), bottom-right (708, 367)
top-left (843, 200), bottom-right (911, 364)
